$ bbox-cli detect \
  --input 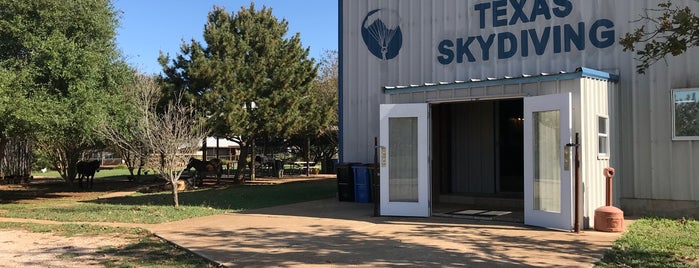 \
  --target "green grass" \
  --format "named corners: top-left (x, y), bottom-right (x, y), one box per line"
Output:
top-left (0, 202), bottom-right (225, 224)
top-left (0, 179), bottom-right (337, 224)
top-left (102, 179), bottom-right (339, 210)
top-left (597, 218), bottom-right (699, 268)
top-left (99, 235), bottom-right (216, 268)
top-left (0, 222), bottom-right (149, 237)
